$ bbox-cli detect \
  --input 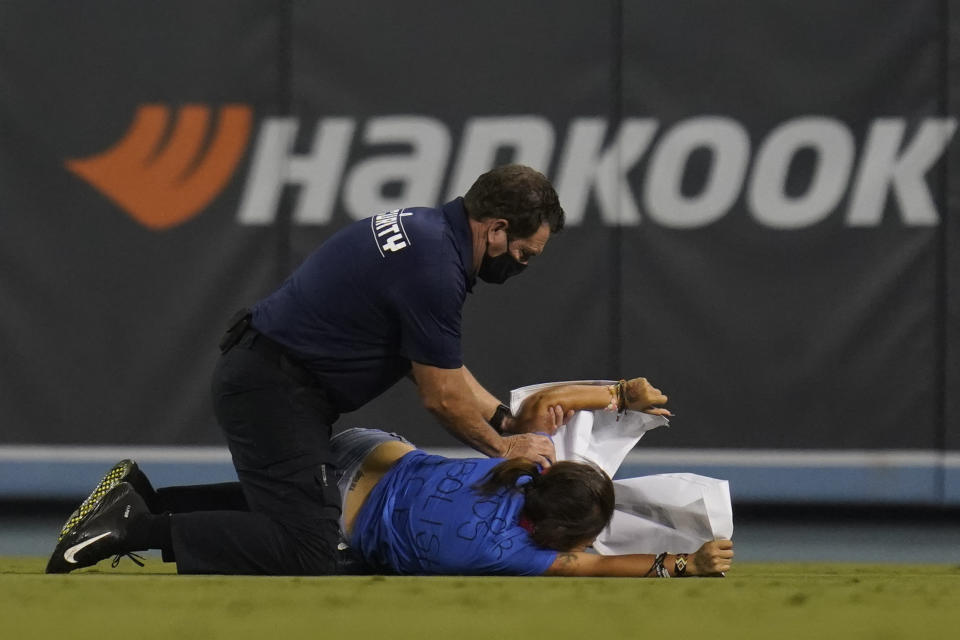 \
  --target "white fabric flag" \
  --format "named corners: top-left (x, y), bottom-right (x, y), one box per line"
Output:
top-left (510, 381), bottom-right (734, 555)
top-left (595, 474), bottom-right (733, 555)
